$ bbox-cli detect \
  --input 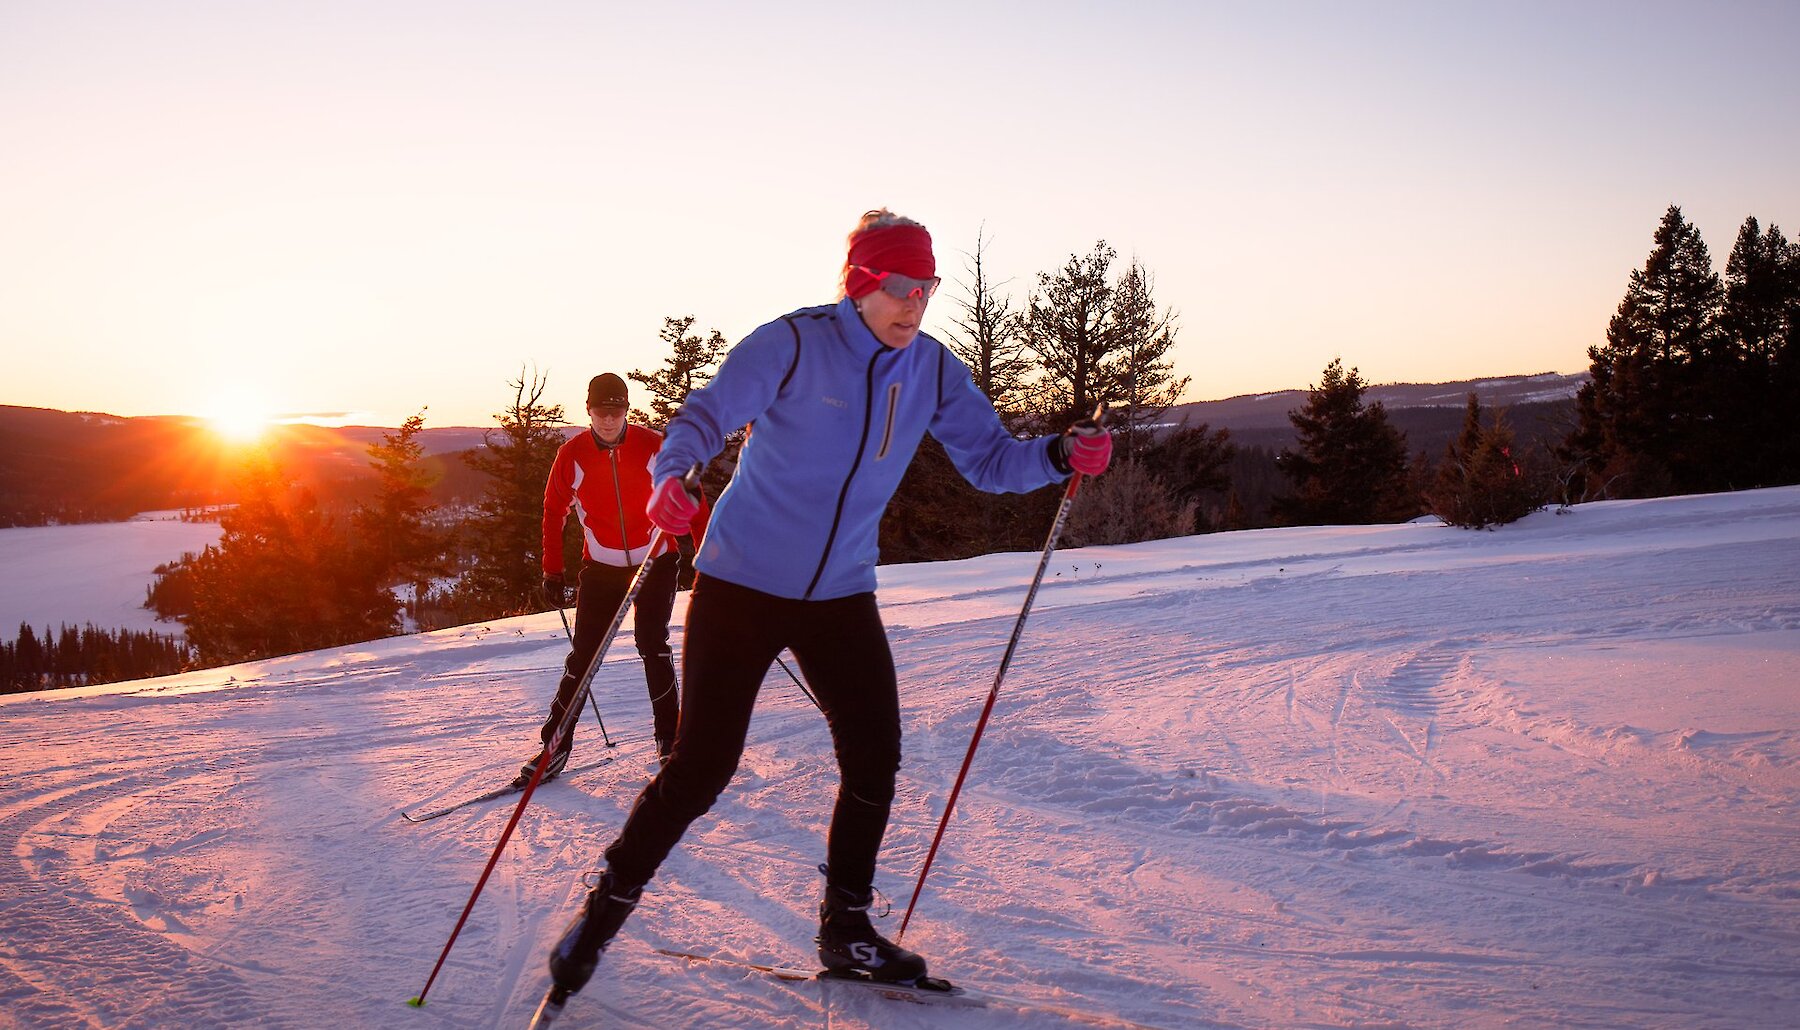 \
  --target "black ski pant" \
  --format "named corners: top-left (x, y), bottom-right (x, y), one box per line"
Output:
top-left (603, 574), bottom-right (901, 898)
top-left (541, 552), bottom-right (681, 753)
